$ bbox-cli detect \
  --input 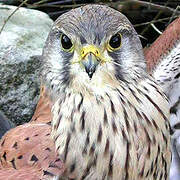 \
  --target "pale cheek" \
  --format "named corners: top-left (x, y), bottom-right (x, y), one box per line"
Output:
top-left (71, 51), bottom-right (81, 64)
top-left (102, 50), bottom-right (115, 72)
top-left (48, 52), bottom-right (63, 70)
top-left (70, 50), bottom-right (87, 77)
